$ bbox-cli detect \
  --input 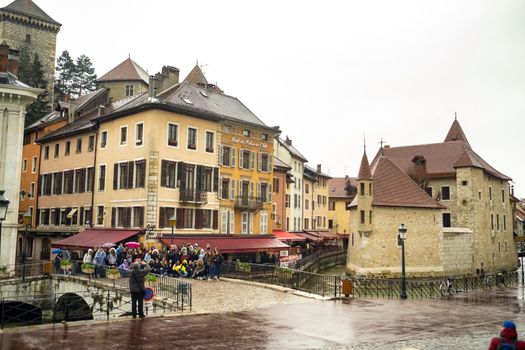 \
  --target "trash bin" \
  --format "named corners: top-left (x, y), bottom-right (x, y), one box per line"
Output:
top-left (342, 279), bottom-right (352, 297)
top-left (43, 261), bottom-right (52, 274)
